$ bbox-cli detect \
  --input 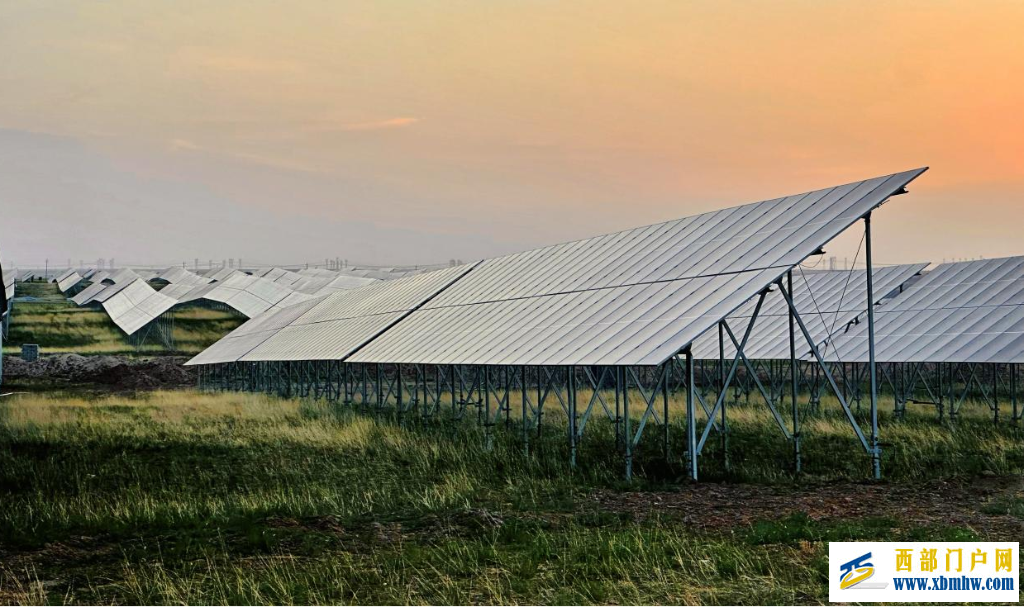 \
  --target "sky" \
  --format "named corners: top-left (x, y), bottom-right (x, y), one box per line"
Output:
top-left (1, 0), bottom-right (1022, 269)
